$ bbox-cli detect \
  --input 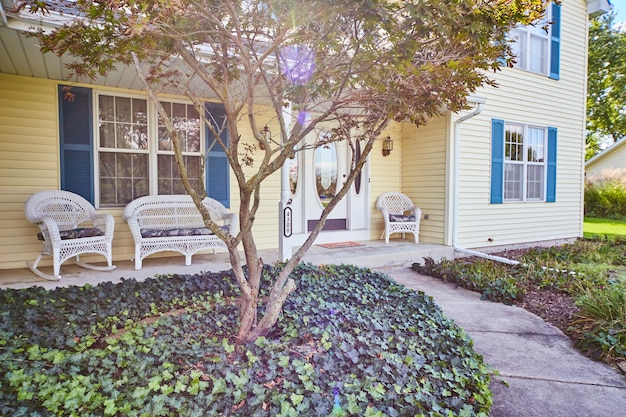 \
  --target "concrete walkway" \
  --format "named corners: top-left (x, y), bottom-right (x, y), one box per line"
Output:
top-left (1, 241), bottom-right (625, 416)
top-left (387, 266), bottom-right (626, 417)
